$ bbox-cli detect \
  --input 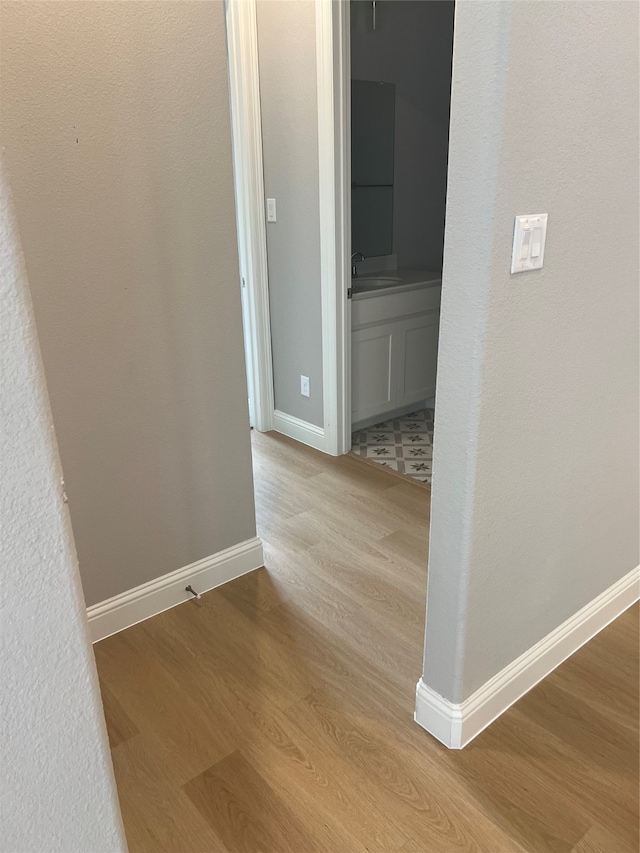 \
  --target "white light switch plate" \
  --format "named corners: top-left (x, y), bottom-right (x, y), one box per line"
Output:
top-left (511, 213), bottom-right (547, 273)
top-left (266, 198), bottom-right (277, 223)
